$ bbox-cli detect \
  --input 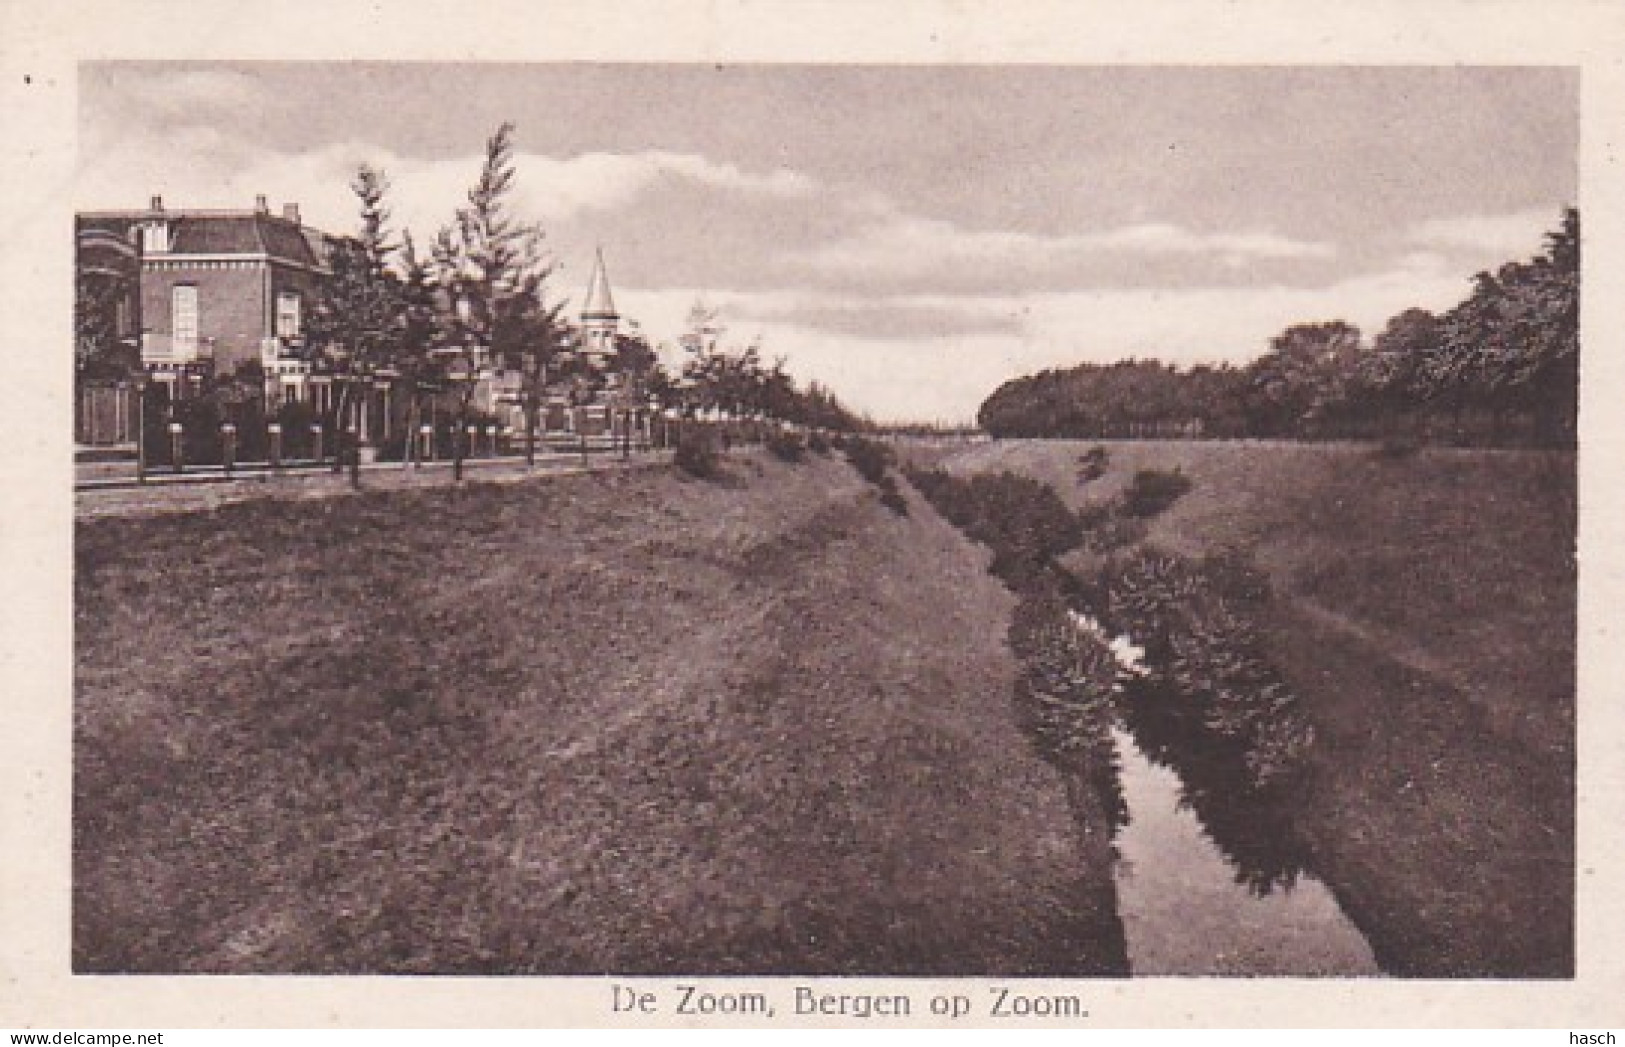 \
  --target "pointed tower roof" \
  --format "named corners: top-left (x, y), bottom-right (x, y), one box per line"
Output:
top-left (581, 247), bottom-right (618, 321)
